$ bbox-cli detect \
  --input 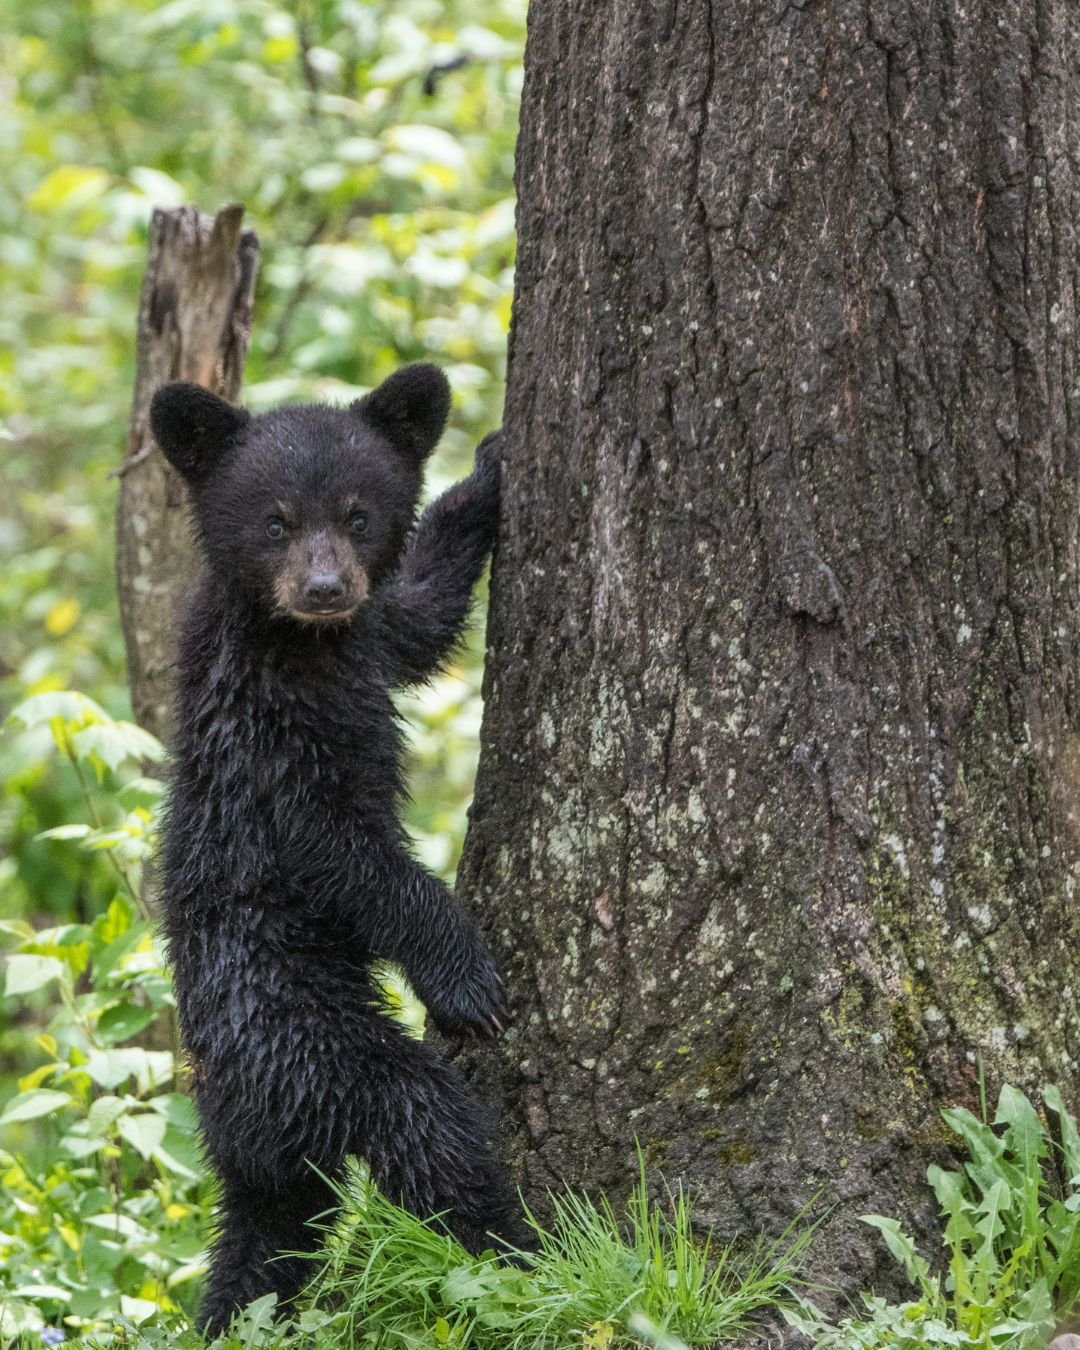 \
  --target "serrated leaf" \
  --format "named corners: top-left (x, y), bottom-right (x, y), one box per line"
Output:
top-left (995, 1083), bottom-right (1046, 1177)
top-left (861, 1215), bottom-right (930, 1287)
top-left (6, 690), bottom-right (106, 731)
top-left (1045, 1084), bottom-right (1080, 1183)
top-left (71, 720), bottom-right (165, 771)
